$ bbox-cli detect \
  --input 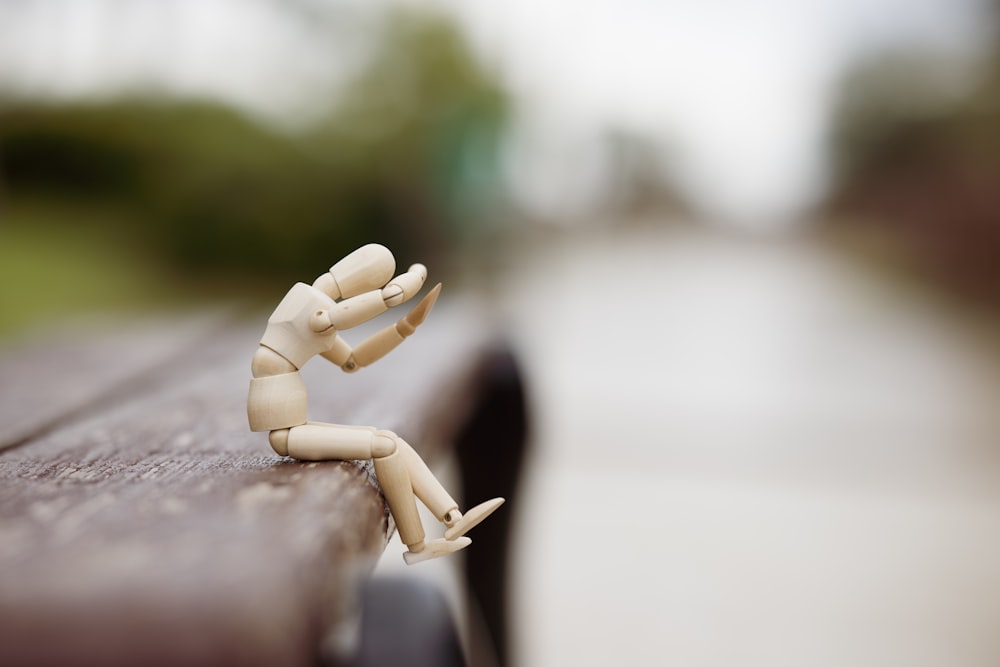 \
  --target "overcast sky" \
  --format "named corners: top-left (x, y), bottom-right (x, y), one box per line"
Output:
top-left (0, 0), bottom-right (991, 226)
